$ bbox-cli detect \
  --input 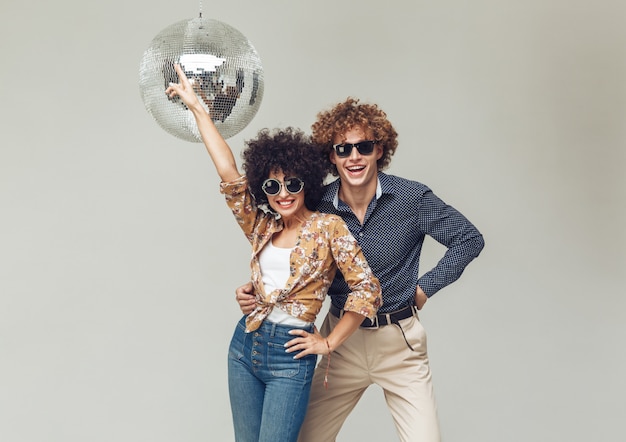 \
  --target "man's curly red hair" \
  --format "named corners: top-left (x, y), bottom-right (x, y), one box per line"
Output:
top-left (311, 97), bottom-right (398, 176)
